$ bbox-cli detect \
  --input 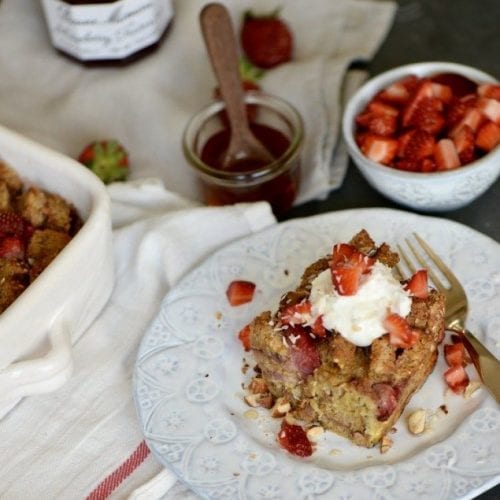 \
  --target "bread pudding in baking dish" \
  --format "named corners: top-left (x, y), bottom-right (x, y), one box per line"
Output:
top-left (0, 160), bottom-right (81, 313)
top-left (244, 230), bottom-right (445, 449)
